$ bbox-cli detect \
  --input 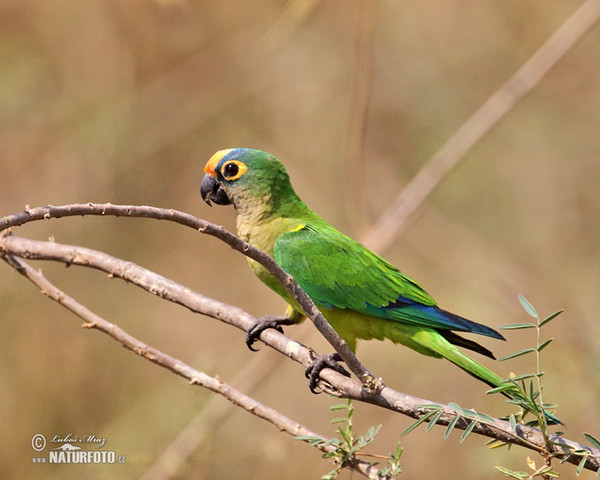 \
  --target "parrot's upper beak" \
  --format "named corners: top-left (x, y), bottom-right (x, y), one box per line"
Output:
top-left (201, 174), bottom-right (232, 206)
